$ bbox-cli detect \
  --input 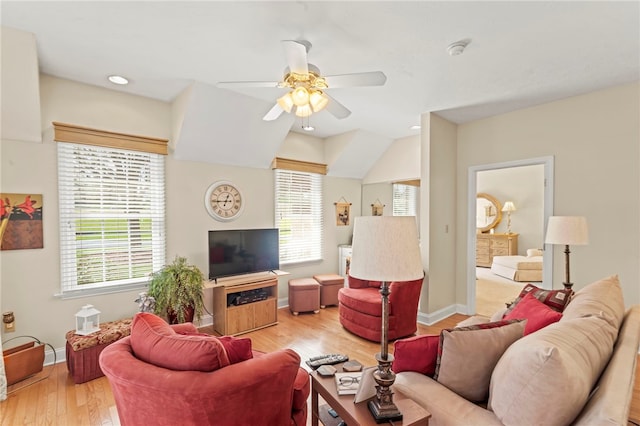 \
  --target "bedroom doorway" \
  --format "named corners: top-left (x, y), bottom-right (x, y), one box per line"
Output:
top-left (467, 157), bottom-right (554, 316)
